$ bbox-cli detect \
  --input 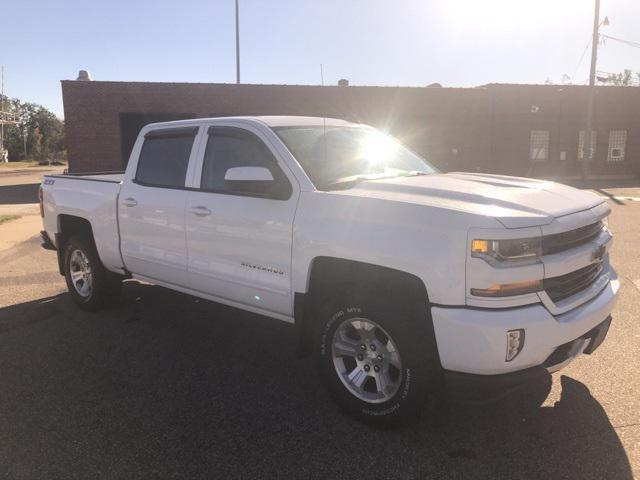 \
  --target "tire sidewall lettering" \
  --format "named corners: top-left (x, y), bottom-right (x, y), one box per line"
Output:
top-left (401, 368), bottom-right (411, 400)
top-left (362, 403), bottom-right (400, 417)
top-left (320, 305), bottom-right (413, 417)
top-left (362, 367), bottom-right (411, 417)
top-left (320, 306), bottom-right (362, 356)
